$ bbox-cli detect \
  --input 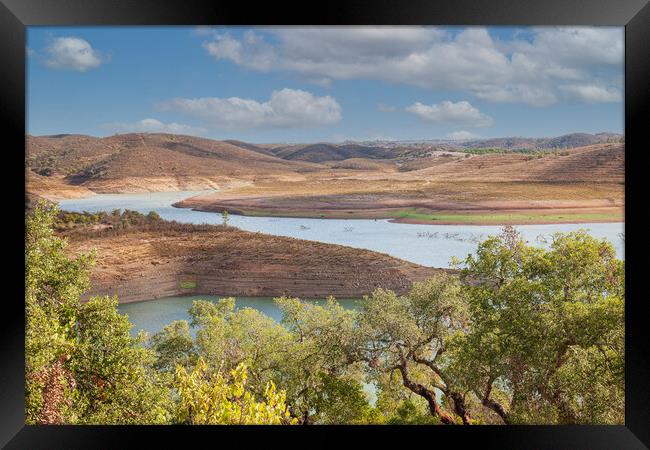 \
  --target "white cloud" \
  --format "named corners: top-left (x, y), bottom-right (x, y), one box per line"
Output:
top-left (447, 130), bottom-right (479, 140)
top-left (203, 30), bottom-right (275, 71)
top-left (560, 84), bottom-right (621, 103)
top-left (157, 88), bottom-right (342, 129)
top-left (510, 27), bottom-right (623, 68)
top-left (194, 26), bottom-right (218, 37)
top-left (406, 101), bottom-right (493, 127)
top-left (43, 37), bottom-right (105, 72)
top-left (199, 26), bottom-right (623, 106)
top-left (101, 118), bottom-right (207, 136)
